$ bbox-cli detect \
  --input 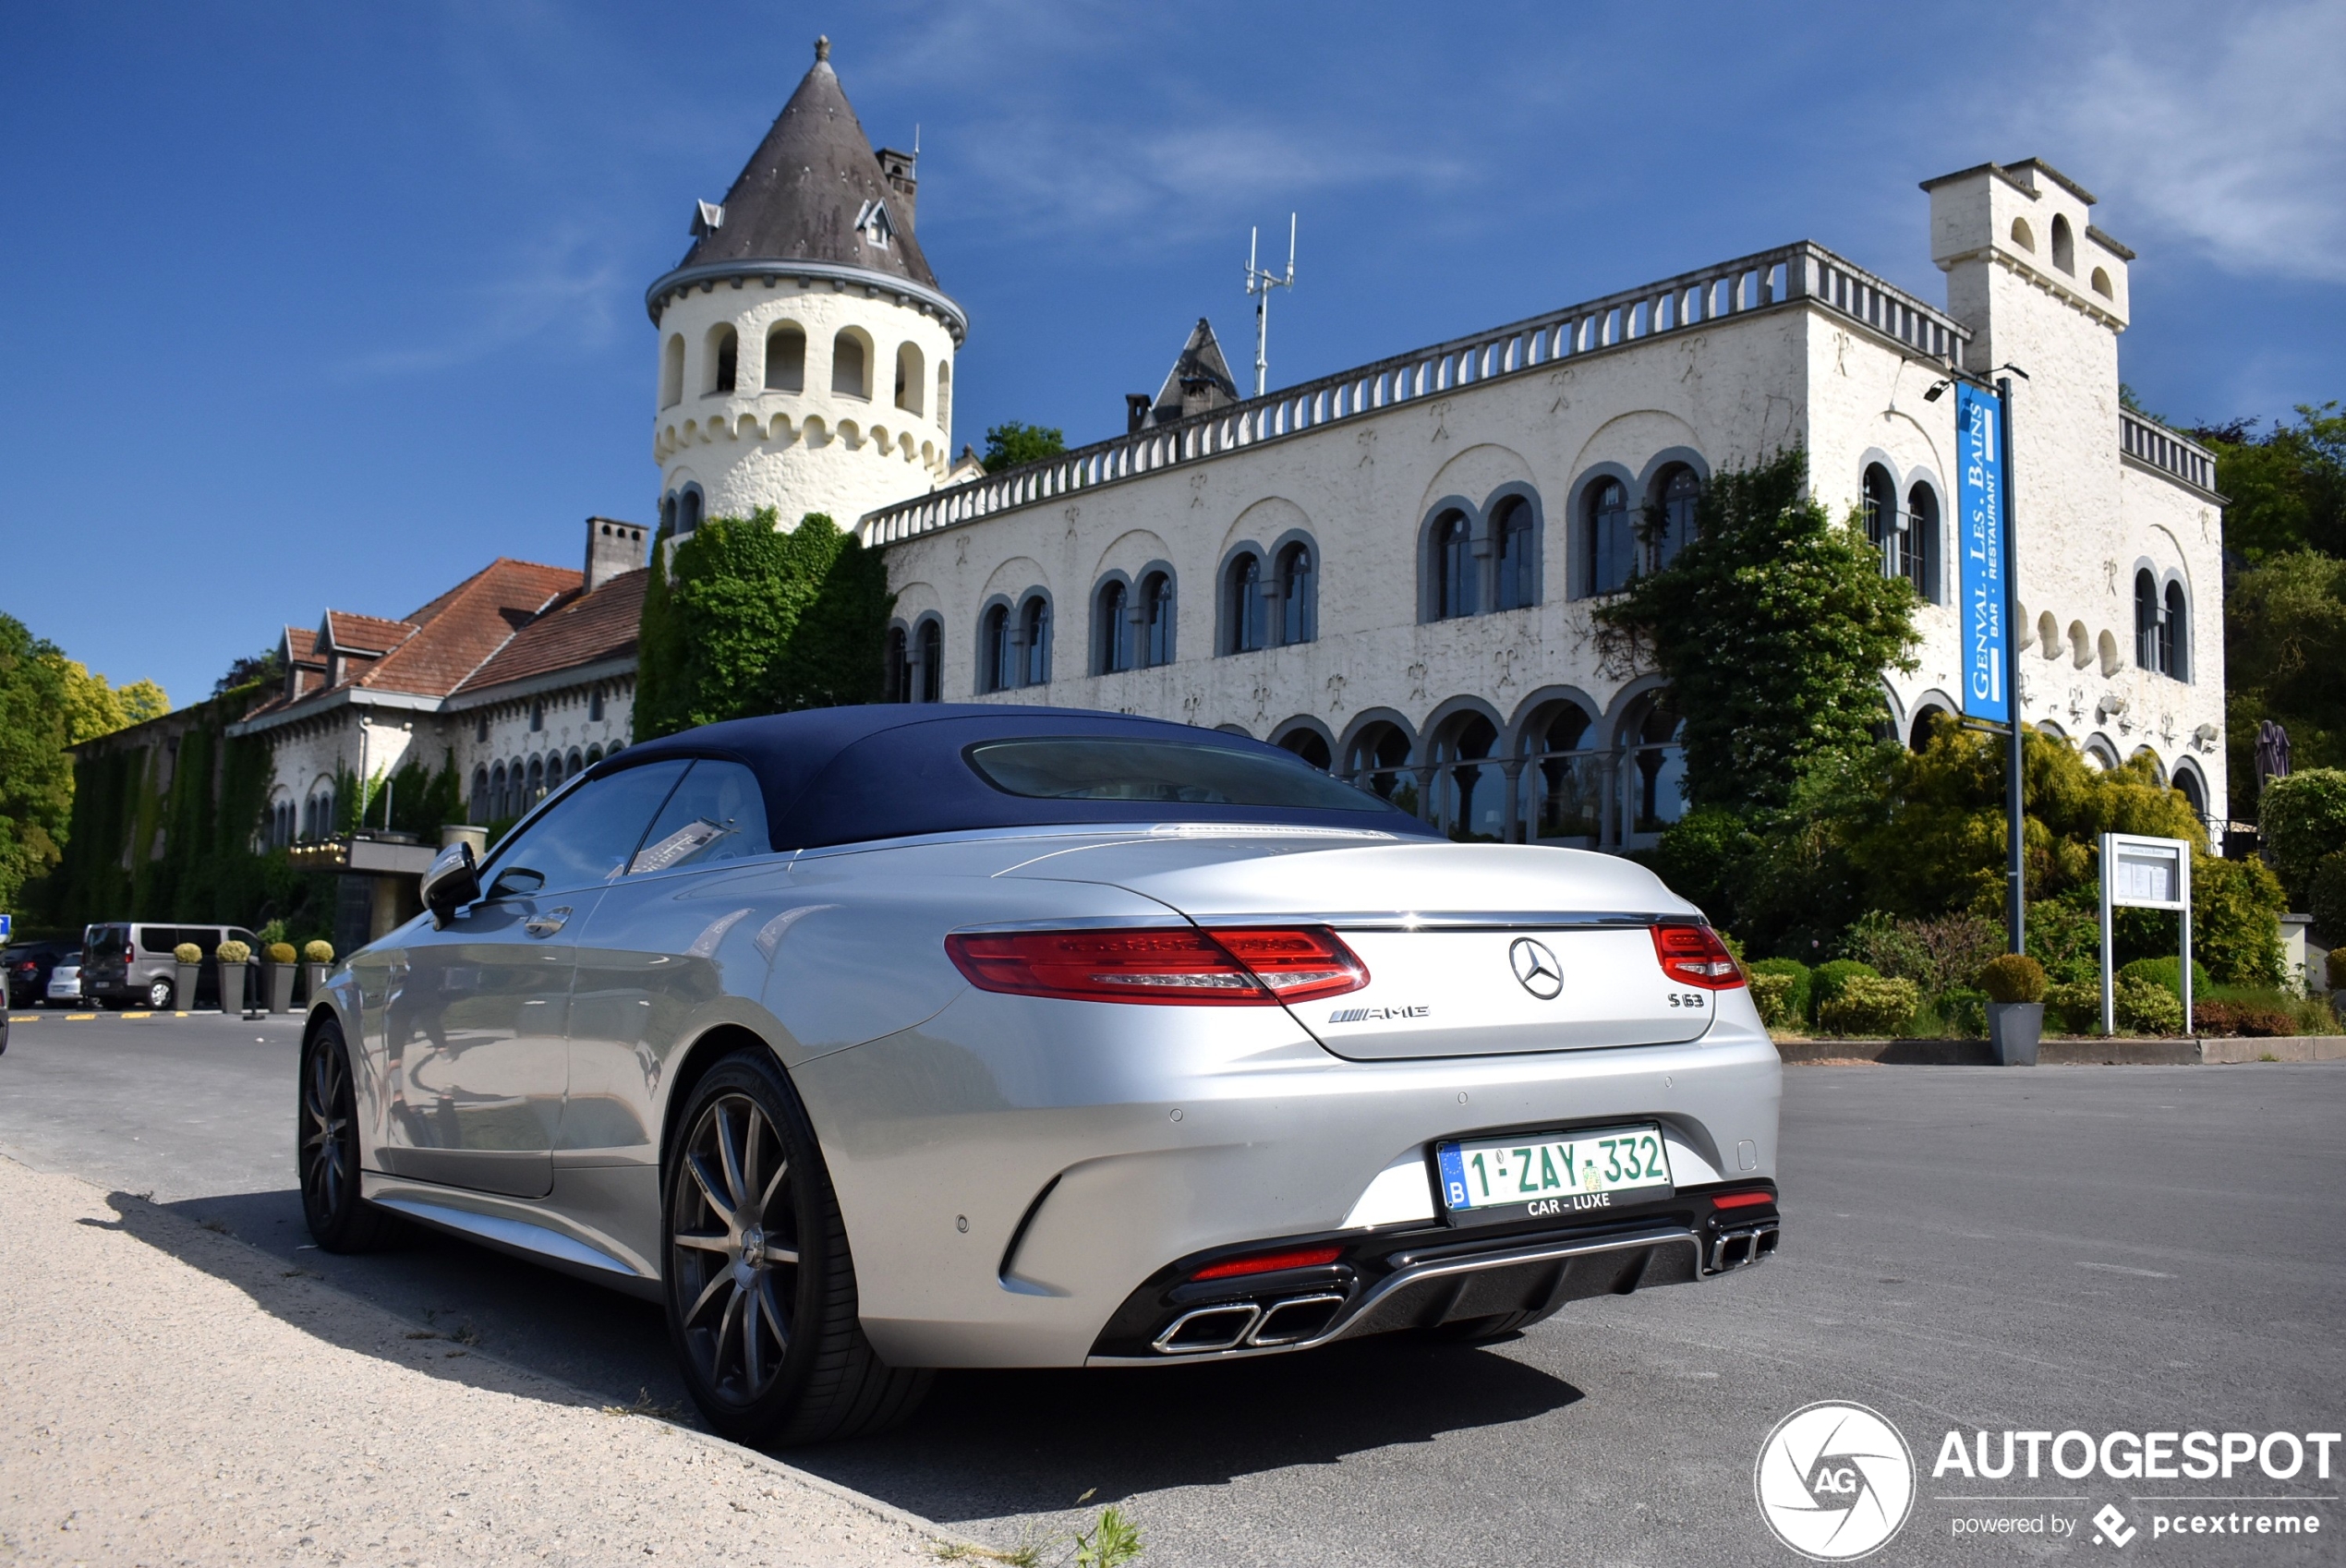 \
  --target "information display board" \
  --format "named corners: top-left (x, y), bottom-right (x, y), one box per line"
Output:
top-left (2098, 833), bottom-right (2194, 1036)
